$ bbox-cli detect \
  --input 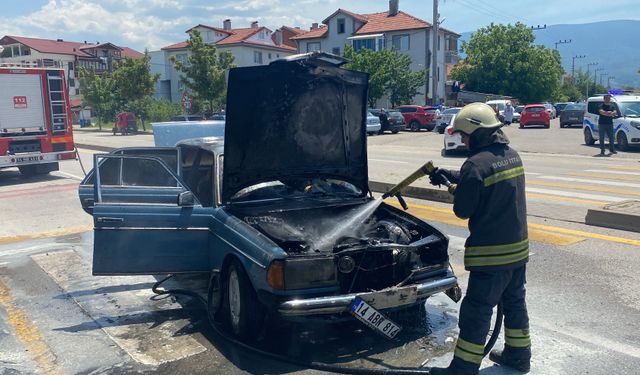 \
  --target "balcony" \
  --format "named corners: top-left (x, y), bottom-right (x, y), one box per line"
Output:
top-left (445, 50), bottom-right (459, 64)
